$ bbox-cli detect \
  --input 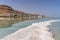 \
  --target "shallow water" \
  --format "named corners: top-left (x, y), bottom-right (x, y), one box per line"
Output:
top-left (0, 18), bottom-right (60, 40)
top-left (50, 22), bottom-right (60, 40)
top-left (1, 20), bottom-right (58, 40)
